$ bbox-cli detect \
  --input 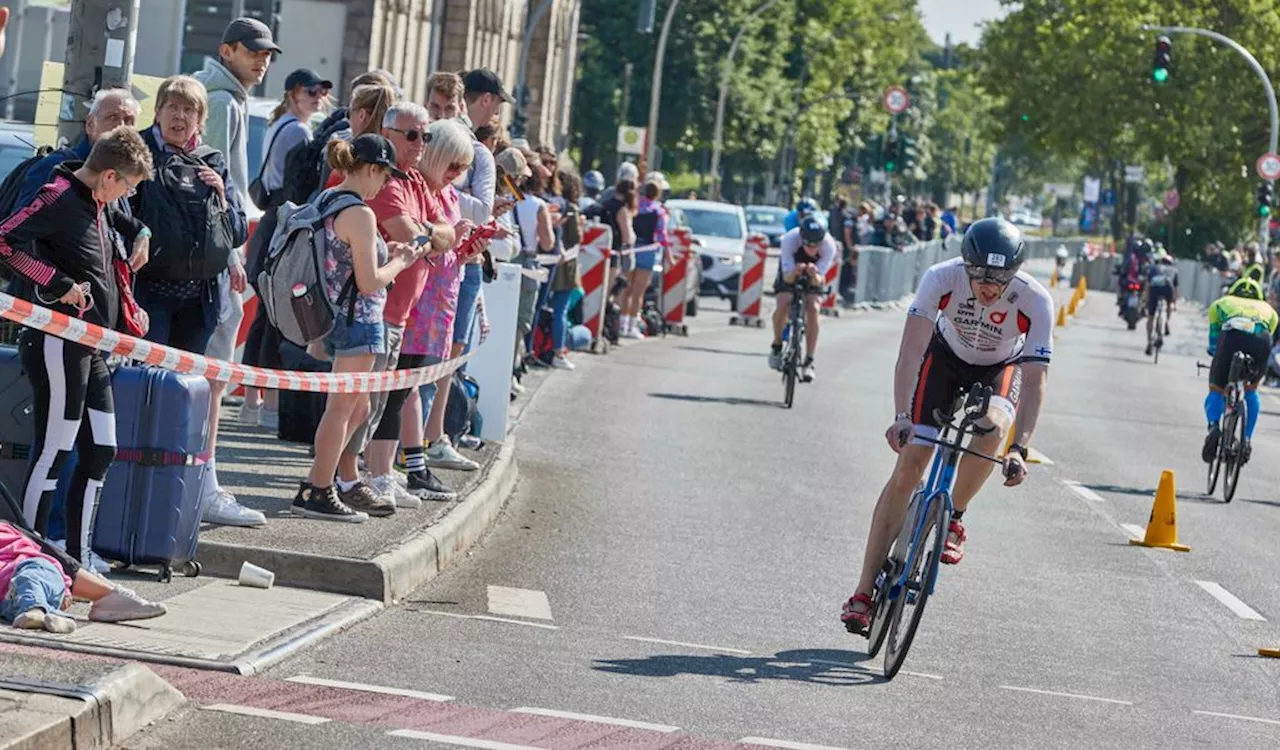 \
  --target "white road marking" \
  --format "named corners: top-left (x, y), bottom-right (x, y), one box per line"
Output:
top-left (412, 608), bottom-right (559, 630)
top-left (998, 685), bottom-right (1133, 706)
top-left (738, 738), bottom-right (849, 750)
top-left (510, 707), bottom-right (679, 732)
top-left (285, 675), bottom-right (454, 702)
top-left (1062, 480), bottom-right (1106, 503)
top-left (807, 658), bottom-right (943, 680)
top-left (621, 635), bottom-right (752, 655)
top-left (1194, 581), bottom-right (1267, 621)
top-left (203, 704), bottom-right (330, 724)
top-left (1122, 523), bottom-right (1148, 540)
top-left (487, 585), bottom-right (553, 621)
top-left (388, 730), bottom-right (540, 749)
top-left (1193, 710), bottom-right (1280, 727)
